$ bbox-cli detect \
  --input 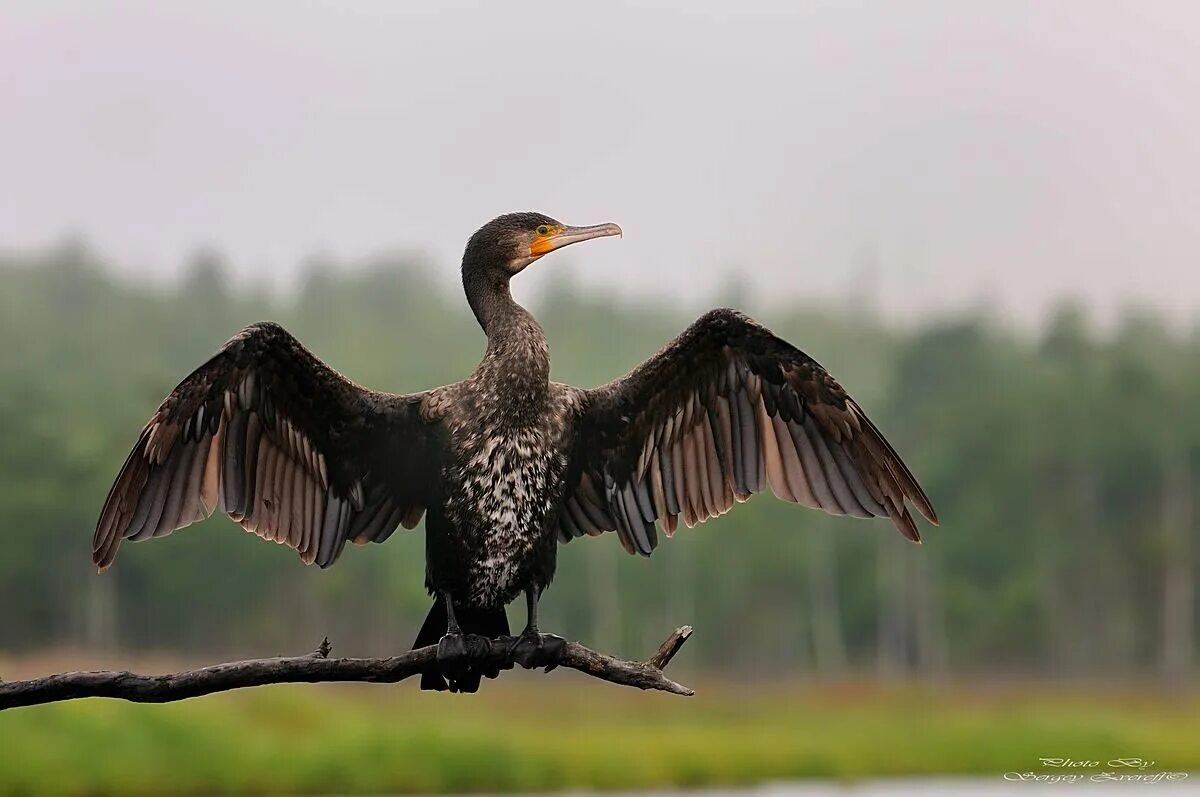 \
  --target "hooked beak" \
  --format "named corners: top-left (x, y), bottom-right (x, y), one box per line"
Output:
top-left (531, 222), bottom-right (623, 257)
